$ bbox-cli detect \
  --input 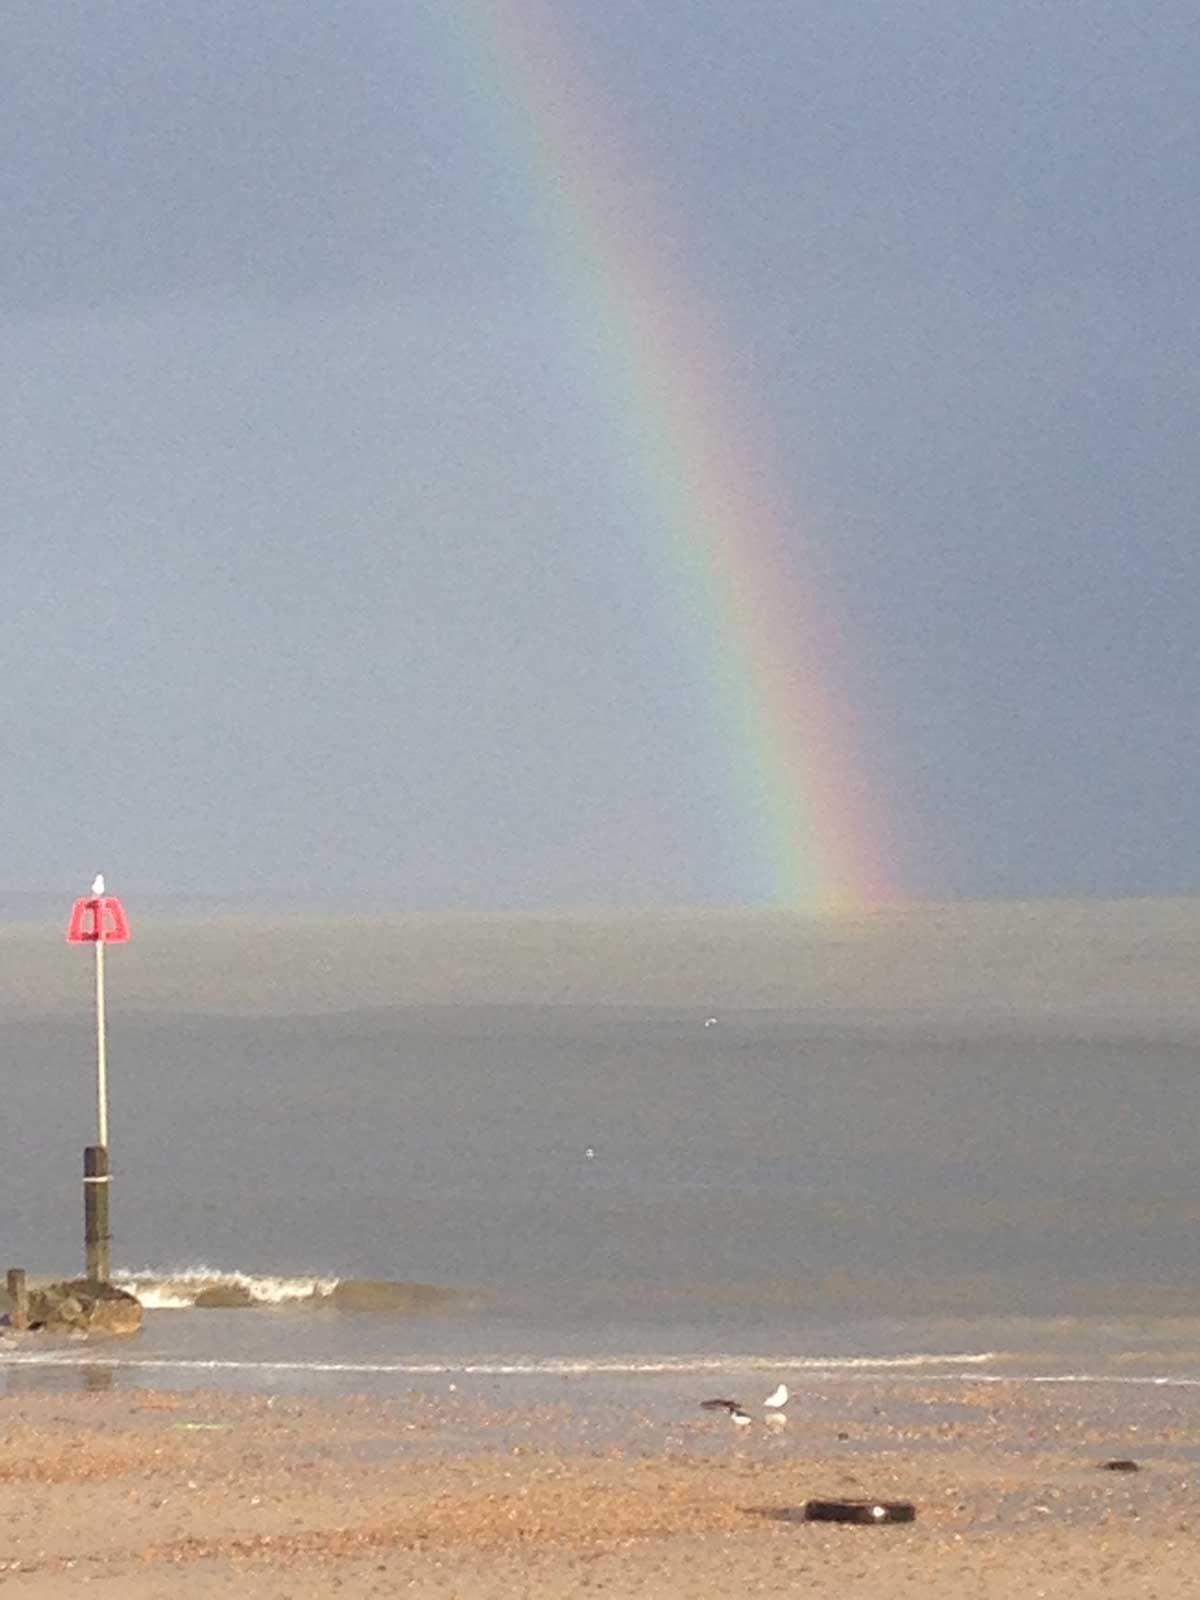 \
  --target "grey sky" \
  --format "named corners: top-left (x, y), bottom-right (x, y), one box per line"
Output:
top-left (3, 0), bottom-right (1197, 906)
